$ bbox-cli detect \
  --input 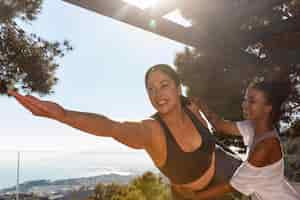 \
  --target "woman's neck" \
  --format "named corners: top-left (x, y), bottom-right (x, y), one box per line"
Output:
top-left (160, 105), bottom-right (186, 126)
top-left (253, 118), bottom-right (274, 136)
